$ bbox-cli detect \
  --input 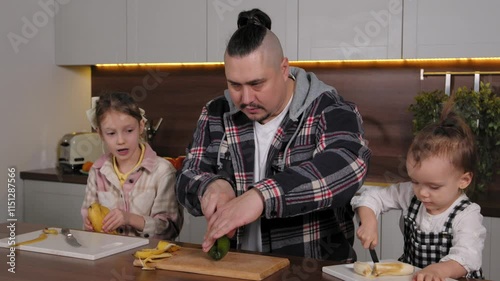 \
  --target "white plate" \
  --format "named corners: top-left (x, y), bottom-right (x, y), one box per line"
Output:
top-left (322, 261), bottom-right (457, 281)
